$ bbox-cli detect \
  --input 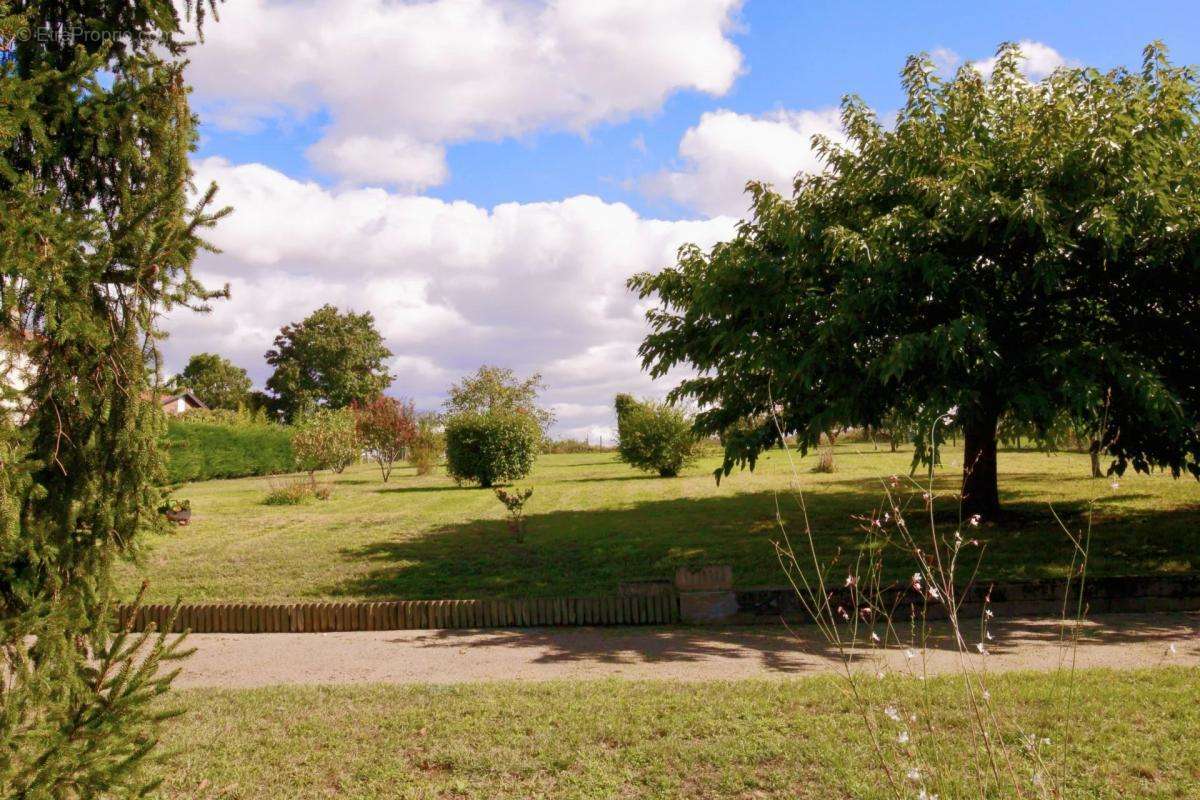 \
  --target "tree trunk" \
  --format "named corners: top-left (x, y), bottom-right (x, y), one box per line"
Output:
top-left (1089, 440), bottom-right (1103, 478)
top-left (961, 411), bottom-right (1001, 519)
